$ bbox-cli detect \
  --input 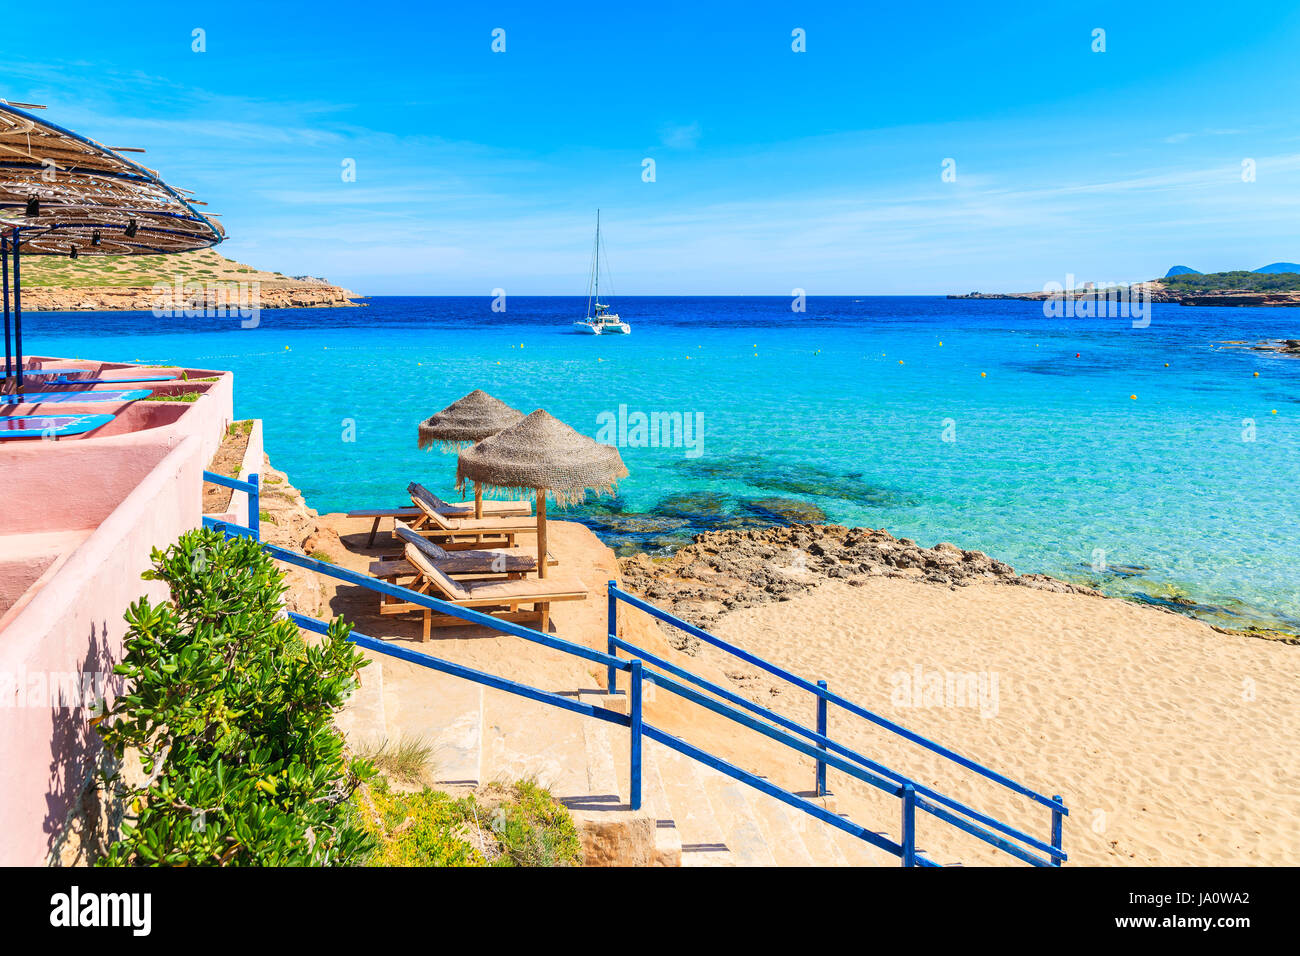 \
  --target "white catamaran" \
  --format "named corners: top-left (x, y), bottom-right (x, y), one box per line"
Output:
top-left (573, 210), bottom-right (630, 335)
